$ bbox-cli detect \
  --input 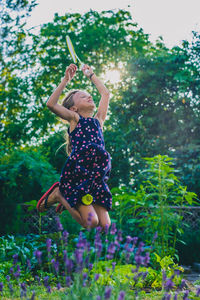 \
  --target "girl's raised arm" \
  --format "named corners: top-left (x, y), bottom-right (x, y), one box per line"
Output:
top-left (82, 65), bottom-right (110, 124)
top-left (46, 64), bottom-right (78, 122)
